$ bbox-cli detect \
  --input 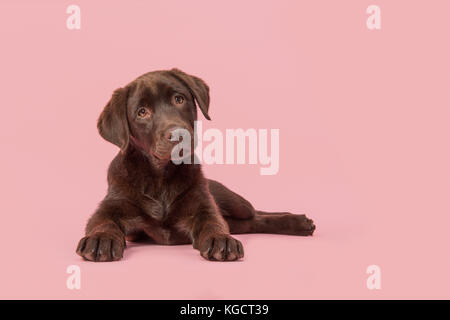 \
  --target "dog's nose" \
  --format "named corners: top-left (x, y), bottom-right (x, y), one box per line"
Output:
top-left (165, 127), bottom-right (187, 143)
